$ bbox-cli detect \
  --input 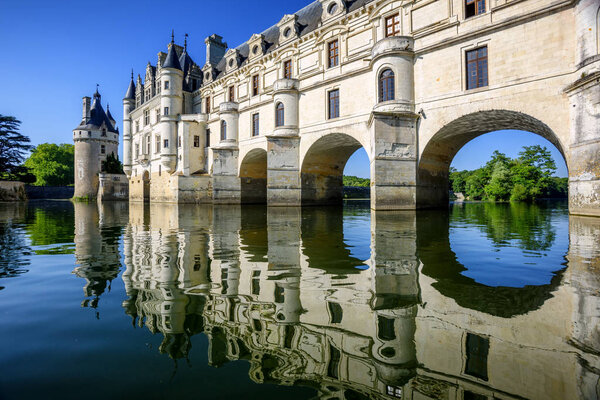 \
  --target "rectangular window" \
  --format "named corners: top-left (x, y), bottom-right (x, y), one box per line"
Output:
top-left (465, 333), bottom-right (489, 381)
top-left (144, 110), bottom-right (150, 126)
top-left (206, 129), bottom-right (211, 148)
top-left (145, 89), bottom-right (150, 102)
top-left (156, 80), bottom-right (161, 94)
top-left (155, 109), bottom-right (160, 124)
top-left (252, 75), bottom-right (259, 96)
top-left (228, 86), bottom-right (235, 102)
top-left (146, 137), bottom-right (150, 154)
top-left (163, 139), bottom-right (169, 149)
top-left (164, 81), bottom-right (169, 90)
top-left (193, 135), bottom-right (200, 147)
top-left (101, 145), bottom-right (106, 154)
top-left (164, 107), bottom-right (169, 115)
top-left (328, 40), bottom-right (339, 68)
top-left (466, 0), bottom-right (486, 18)
top-left (283, 60), bottom-right (292, 79)
top-left (252, 113), bottom-right (260, 137)
top-left (135, 144), bottom-right (139, 156)
top-left (135, 121), bottom-right (140, 133)
top-left (328, 89), bottom-right (340, 119)
top-left (155, 136), bottom-right (160, 153)
top-left (178, 136), bottom-right (181, 148)
top-left (205, 97), bottom-right (211, 114)
top-left (466, 46), bottom-right (488, 90)
top-left (385, 13), bottom-right (400, 37)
